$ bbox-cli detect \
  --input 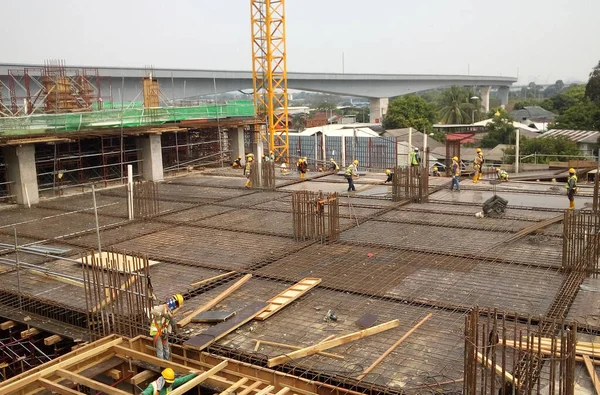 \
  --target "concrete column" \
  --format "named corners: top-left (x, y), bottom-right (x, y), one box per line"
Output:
top-left (498, 86), bottom-right (510, 108)
top-left (230, 126), bottom-right (245, 162)
top-left (136, 134), bottom-right (164, 181)
top-left (369, 98), bottom-right (389, 124)
top-left (4, 144), bottom-right (39, 206)
top-left (480, 86), bottom-right (491, 112)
